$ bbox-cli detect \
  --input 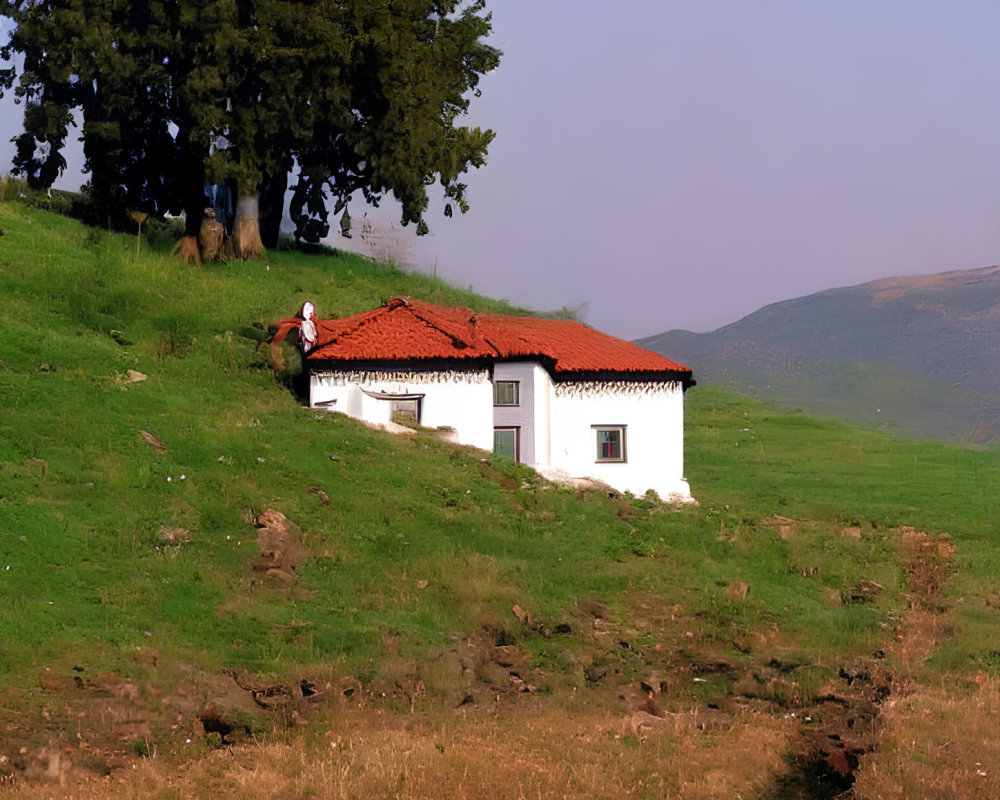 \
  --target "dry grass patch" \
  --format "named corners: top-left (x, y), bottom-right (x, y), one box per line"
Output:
top-left (849, 526), bottom-right (963, 798)
top-left (427, 552), bottom-right (523, 623)
top-left (2, 700), bottom-right (796, 800)
top-left (899, 528), bottom-right (955, 610)
top-left (853, 673), bottom-right (1000, 799)
top-left (885, 528), bottom-right (956, 685)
